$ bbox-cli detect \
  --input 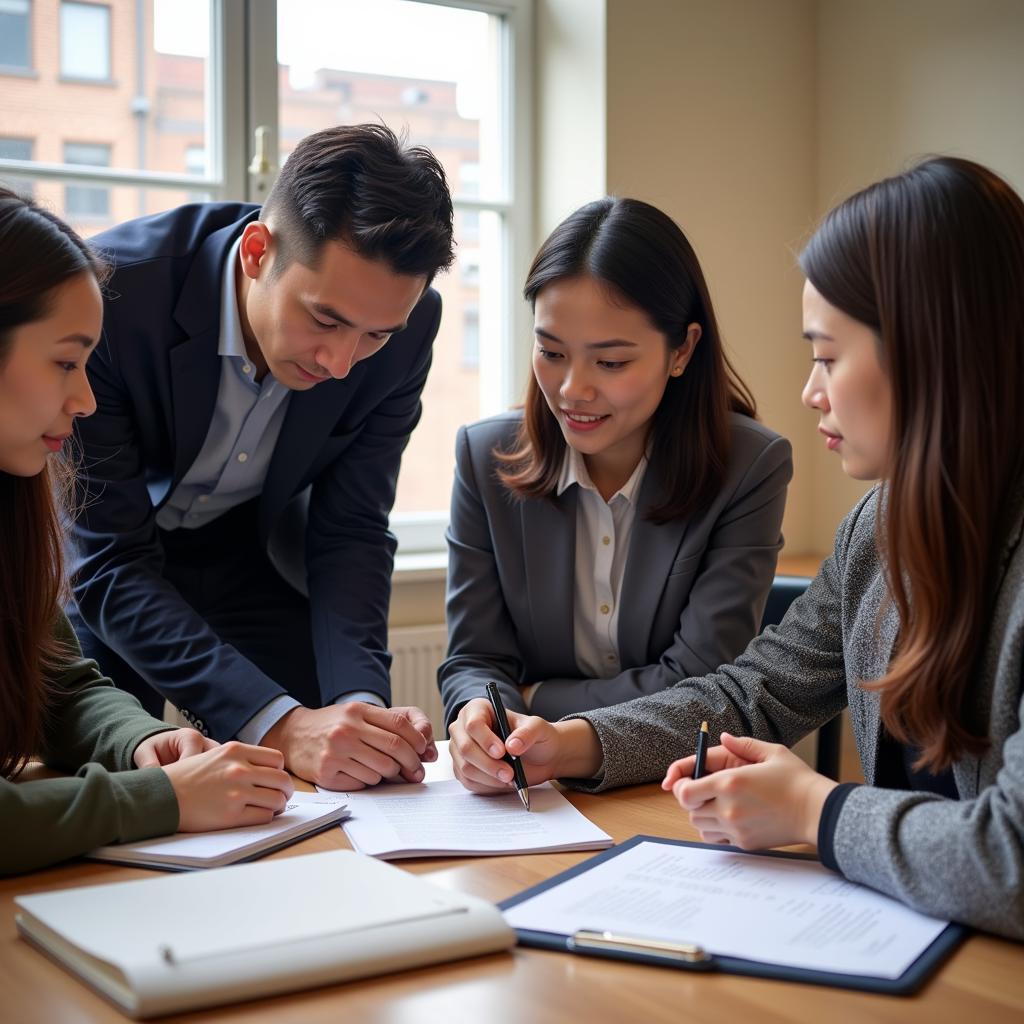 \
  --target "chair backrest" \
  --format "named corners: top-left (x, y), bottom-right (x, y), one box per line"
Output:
top-left (760, 574), bottom-right (811, 630)
top-left (759, 574), bottom-right (842, 780)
